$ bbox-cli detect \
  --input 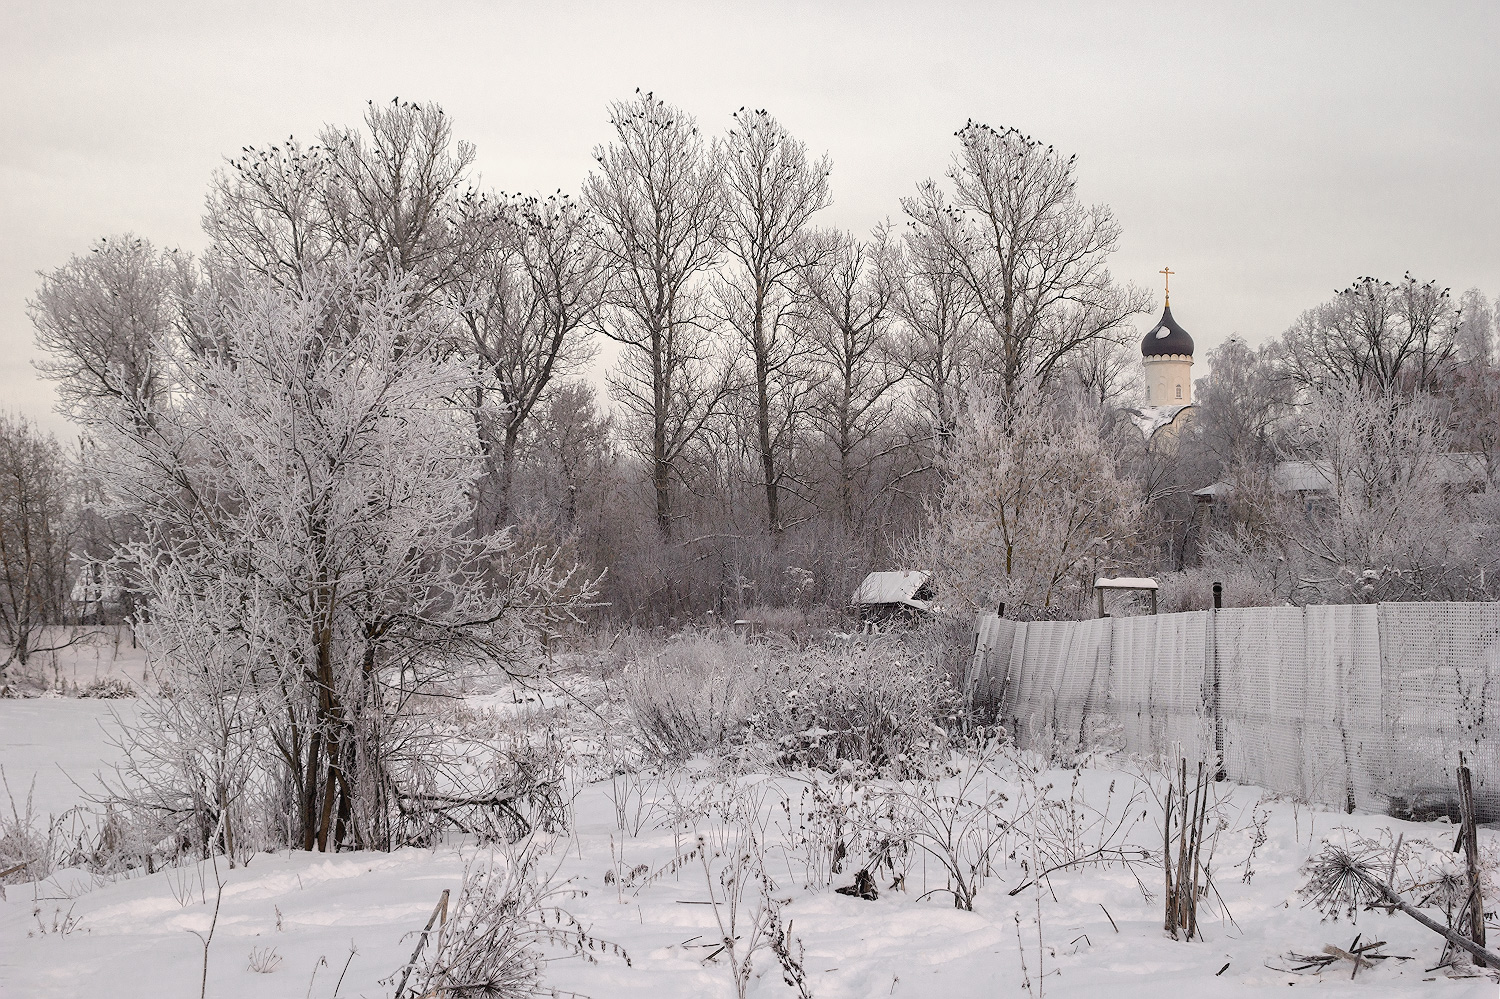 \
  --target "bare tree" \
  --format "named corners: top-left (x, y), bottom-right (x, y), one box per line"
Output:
top-left (205, 99), bottom-right (475, 302)
top-left (322, 98), bottom-right (477, 304)
top-left (716, 108), bottom-right (832, 530)
top-left (585, 91), bottom-right (730, 538)
top-left (203, 140), bottom-right (335, 291)
top-left (892, 225), bottom-right (979, 459)
top-left (0, 415), bottom-right (80, 674)
top-left (801, 227), bottom-right (905, 529)
top-left (446, 192), bottom-right (608, 529)
top-left (902, 122), bottom-right (1148, 396)
top-left (1062, 338), bottom-right (1137, 408)
top-left (1277, 275), bottom-right (1460, 394)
